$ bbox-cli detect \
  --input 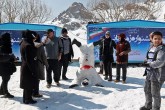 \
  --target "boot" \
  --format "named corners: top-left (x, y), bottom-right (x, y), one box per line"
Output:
top-left (72, 39), bottom-right (81, 47)
top-left (122, 80), bottom-right (126, 84)
top-left (108, 76), bottom-right (112, 81)
top-left (0, 90), bottom-right (4, 95)
top-left (46, 83), bottom-right (51, 88)
top-left (33, 94), bottom-right (43, 98)
top-left (2, 93), bottom-right (14, 98)
top-left (139, 106), bottom-right (151, 110)
top-left (62, 76), bottom-right (69, 80)
top-left (114, 80), bottom-right (120, 83)
top-left (104, 76), bottom-right (108, 80)
top-left (55, 82), bottom-right (60, 86)
top-left (69, 84), bottom-right (78, 88)
top-left (24, 99), bottom-right (37, 104)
